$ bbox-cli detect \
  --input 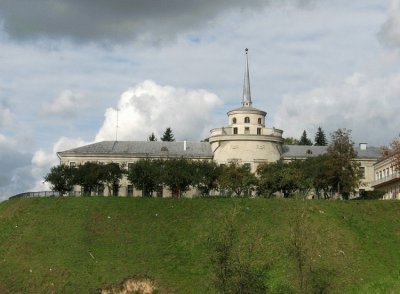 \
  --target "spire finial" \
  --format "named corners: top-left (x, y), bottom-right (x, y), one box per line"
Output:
top-left (242, 48), bottom-right (252, 107)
